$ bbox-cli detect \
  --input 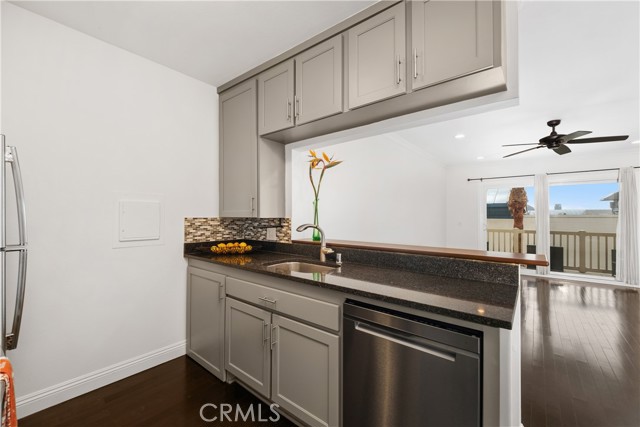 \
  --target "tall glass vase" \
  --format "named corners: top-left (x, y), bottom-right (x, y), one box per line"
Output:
top-left (312, 198), bottom-right (321, 241)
